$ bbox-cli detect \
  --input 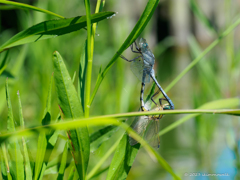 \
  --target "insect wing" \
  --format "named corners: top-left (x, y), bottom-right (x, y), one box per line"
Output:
top-left (130, 59), bottom-right (150, 83)
top-left (129, 116), bottom-right (150, 146)
top-left (145, 118), bottom-right (160, 148)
